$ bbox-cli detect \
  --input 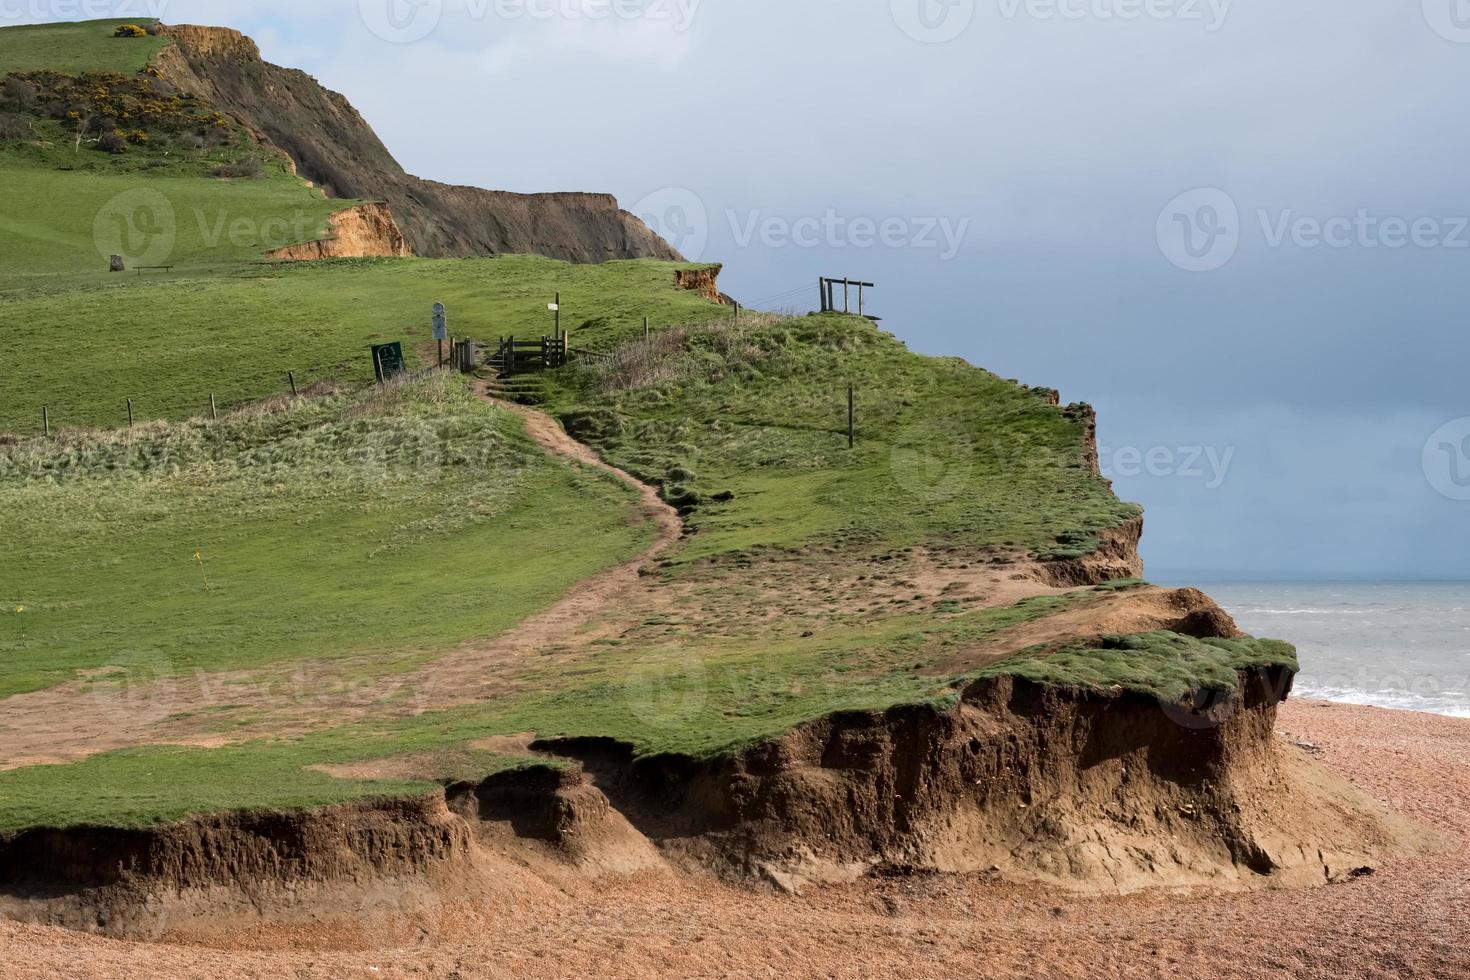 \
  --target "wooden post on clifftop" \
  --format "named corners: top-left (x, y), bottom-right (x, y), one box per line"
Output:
top-left (127, 398), bottom-right (134, 429)
top-left (848, 385), bottom-right (855, 450)
top-left (42, 406), bottom-right (49, 438)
